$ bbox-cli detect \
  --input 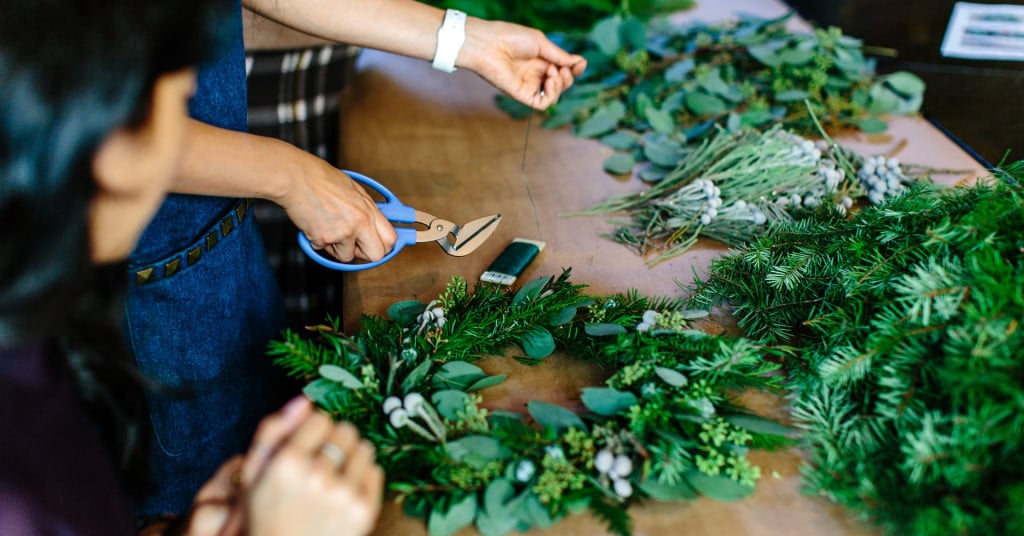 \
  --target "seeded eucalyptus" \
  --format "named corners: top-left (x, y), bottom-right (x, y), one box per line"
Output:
top-left (498, 12), bottom-right (925, 177)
